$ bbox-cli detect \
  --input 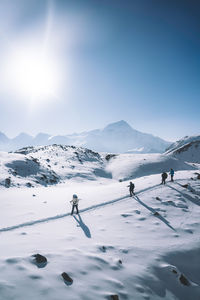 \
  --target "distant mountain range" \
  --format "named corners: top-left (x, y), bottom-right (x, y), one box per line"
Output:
top-left (0, 120), bottom-right (171, 153)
